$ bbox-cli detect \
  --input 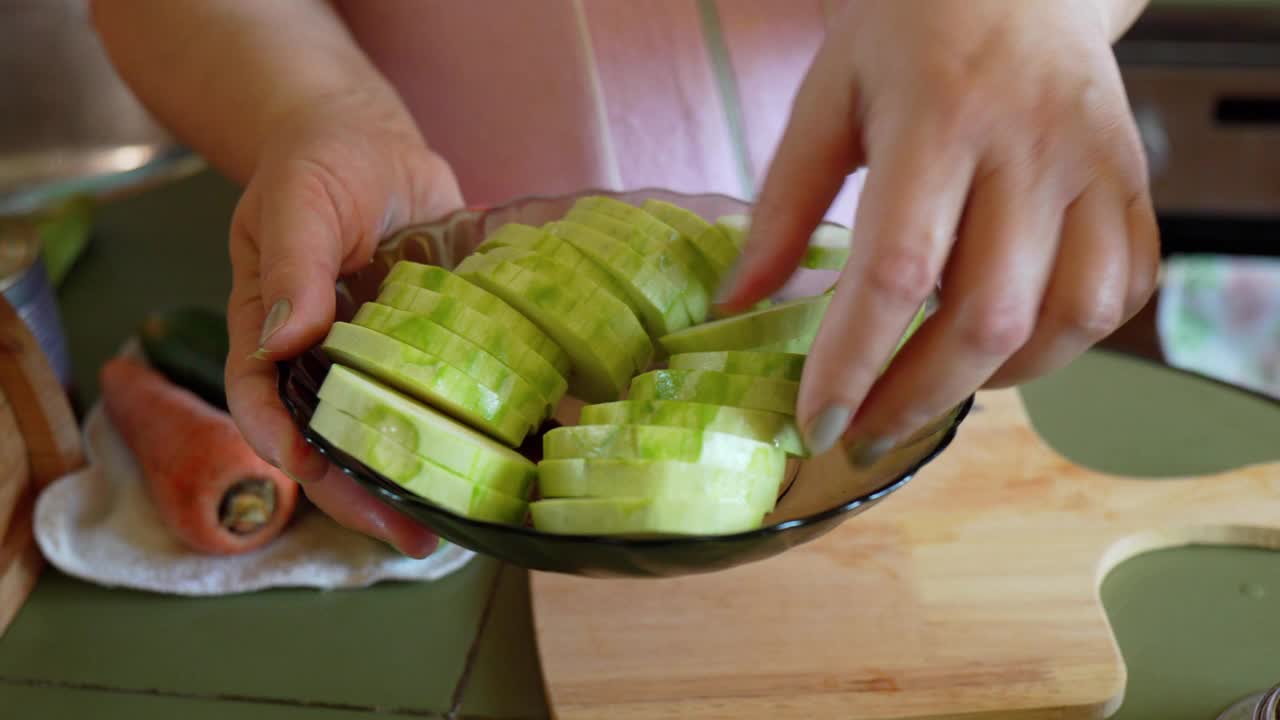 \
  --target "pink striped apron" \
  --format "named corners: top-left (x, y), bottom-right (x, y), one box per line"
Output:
top-left (335, 0), bottom-right (864, 223)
